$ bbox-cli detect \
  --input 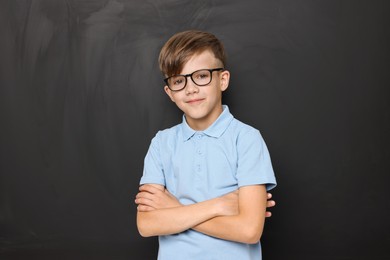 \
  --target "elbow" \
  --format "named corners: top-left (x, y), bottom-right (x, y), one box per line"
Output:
top-left (138, 229), bottom-right (153, 238)
top-left (242, 227), bottom-right (263, 244)
top-left (246, 233), bottom-right (262, 244)
top-left (136, 222), bottom-right (149, 237)
top-left (137, 224), bottom-right (152, 238)
top-left (137, 214), bottom-right (155, 237)
top-left (137, 223), bottom-right (155, 238)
